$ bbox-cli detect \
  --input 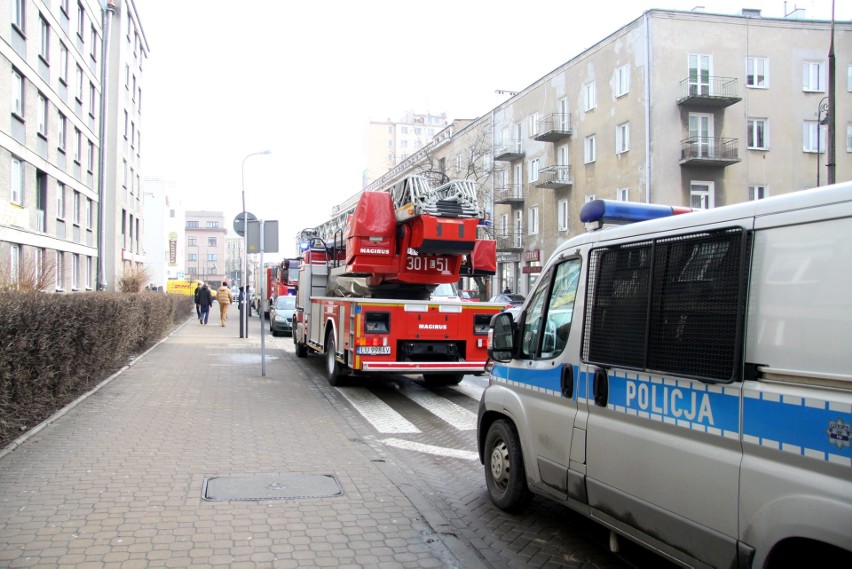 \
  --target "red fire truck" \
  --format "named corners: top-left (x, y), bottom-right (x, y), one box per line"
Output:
top-left (292, 176), bottom-right (504, 386)
top-left (262, 259), bottom-right (301, 318)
